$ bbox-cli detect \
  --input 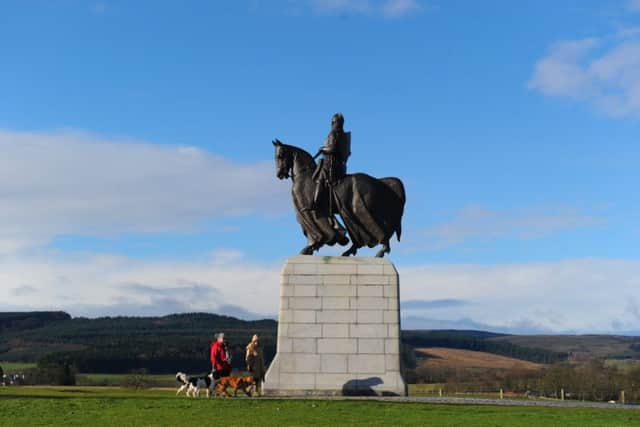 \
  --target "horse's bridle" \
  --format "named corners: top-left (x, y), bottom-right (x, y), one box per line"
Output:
top-left (287, 151), bottom-right (314, 179)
